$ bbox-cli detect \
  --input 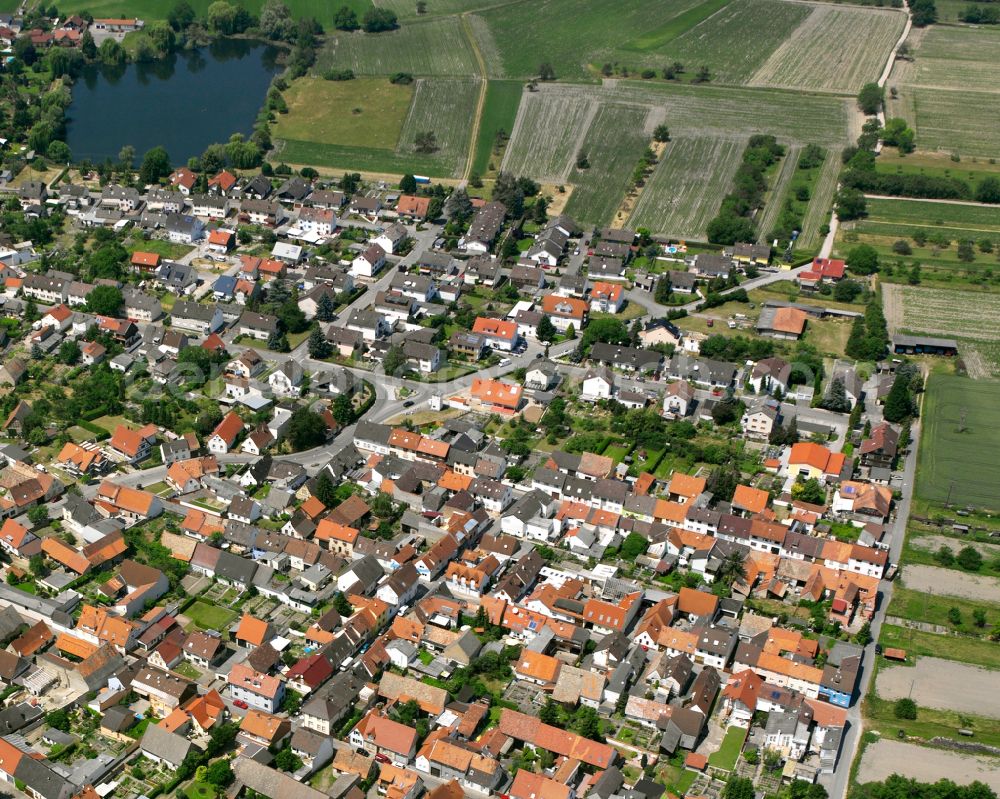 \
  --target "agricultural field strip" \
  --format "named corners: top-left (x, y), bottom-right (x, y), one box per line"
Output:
top-left (798, 149), bottom-right (839, 248)
top-left (906, 87), bottom-right (1000, 158)
top-left (564, 103), bottom-right (654, 226)
top-left (895, 284), bottom-right (1000, 341)
top-left (473, 0), bottom-right (709, 81)
top-left (649, 0), bottom-right (811, 84)
top-left (863, 197), bottom-right (1000, 228)
top-left (316, 16), bottom-right (479, 77)
top-left (914, 373), bottom-right (1000, 507)
top-left (749, 4), bottom-right (906, 94)
top-left (373, 0), bottom-right (521, 19)
top-left (501, 90), bottom-right (600, 182)
top-left (397, 78), bottom-right (481, 176)
top-left (756, 144), bottom-right (801, 244)
top-left (464, 13), bottom-right (505, 79)
top-left (509, 82), bottom-right (852, 147)
top-left (627, 135), bottom-right (747, 239)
